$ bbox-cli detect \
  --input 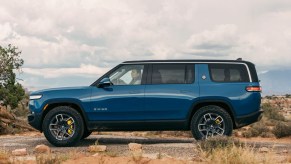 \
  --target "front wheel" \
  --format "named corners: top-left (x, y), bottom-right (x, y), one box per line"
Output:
top-left (190, 105), bottom-right (233, 140)
top-left (82, 129), bottom-right (92, 139)
top-left (42, 106), bottom-right (84, 147)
